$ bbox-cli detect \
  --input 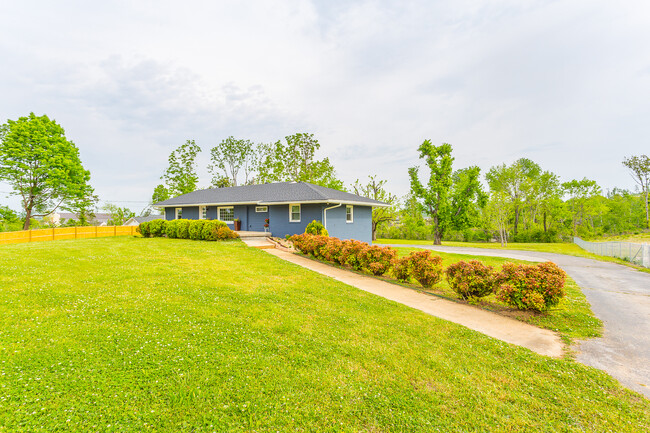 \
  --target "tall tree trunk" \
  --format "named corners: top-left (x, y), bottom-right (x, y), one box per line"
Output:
top-left (372, 221), bottom-right (377, 241)
top-left (543, 211), bottom-right (547, 232)
top-left (513, 205), bottom-right (519, 235)
top-left (23, 206), bottom-right (32, 230)
top-left (433, 215), bottom-right (442, 245)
